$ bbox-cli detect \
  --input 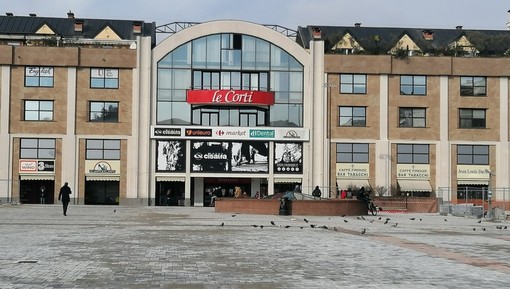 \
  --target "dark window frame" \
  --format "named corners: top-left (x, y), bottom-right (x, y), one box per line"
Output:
top-left (400, 75), bottom-right (427, 95)
top-left (397, 144), bottom-right (430, 164)
top-left (85, 139), bottom-right (121, 160)
top-left (338, 106), bottom-right (366, 127)
top-left (460, 76), bottom-right (486, 96)
top-left (459, 108), bottom-right (486, 128)
top-left (339, 74), bottom-right (367, 94)
top-left (20, 138), bottom-right (56, 159)
top-left (399, 107), bottom-right (426, 128)
top-left (90, 68), bottom-right (120, 89)
top-left (23, 100), bottom-right (54, 121)
top-left (336, 143), bottom-right (369, 163)
top-left (24, 66), bottom-right (54, 87)
top-left (89, 101), bottom-right (119, 122)
top-left (457, 145), bottom-right (489, 165)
